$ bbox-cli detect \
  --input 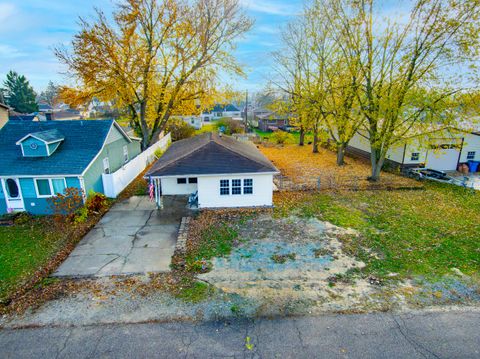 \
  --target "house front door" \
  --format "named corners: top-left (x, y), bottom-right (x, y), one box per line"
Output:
top-left (2, 178), bottom-right (25, 212)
